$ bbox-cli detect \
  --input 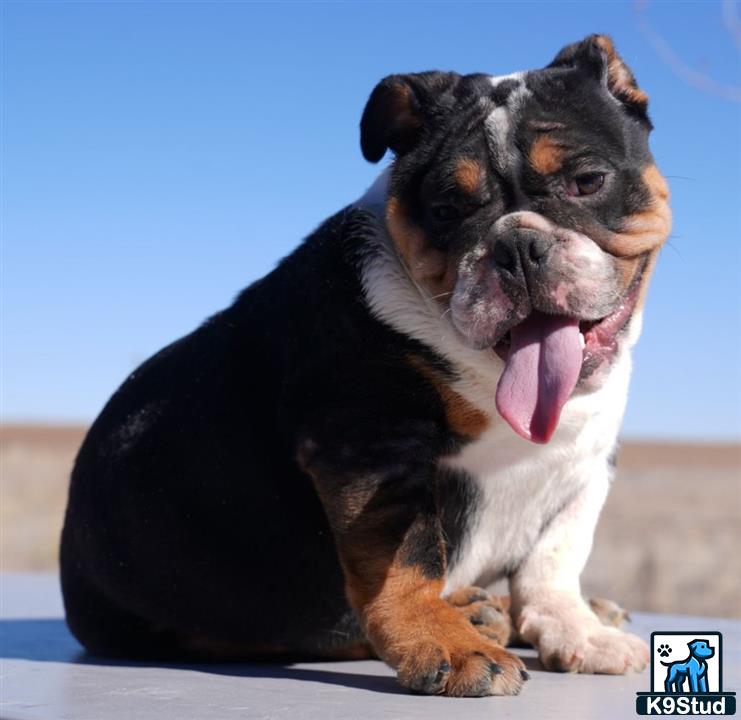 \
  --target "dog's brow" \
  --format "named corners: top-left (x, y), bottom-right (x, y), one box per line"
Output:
top-left (528, 121), bottom-right (566, 133)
